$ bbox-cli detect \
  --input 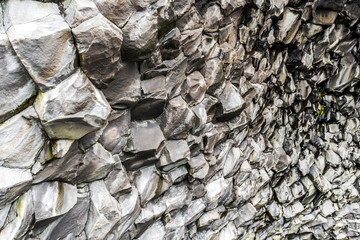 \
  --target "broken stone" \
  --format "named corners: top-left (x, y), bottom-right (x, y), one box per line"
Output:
top-left (32, 181), bottom-right (77, 222)
top-left (235, 203), bottom-right (257, 227)
top-left (182, 71), bottom-right (207, 106)
top-left (104, 157), bottom-right (131, 197)
top-left (71, 13), bottom-right (123, 86)
top-left (277, 8), bottom-right (301, 44)
top-left (34, 69), bottom-right (111, 139)
top-left (121, 10), bottom-right (158, 61)
top-left (102, 61), bottom-right (141, 108)
top-left (216, 81), bottom-right (245, 121)
top-left (0, 107), bottom-right (44, 168)
top-left (0, 29), bottom-right (36, 123)
top-left (158, 140), bottom-right (190, 171)
top-left (158, 96), bottom-right (195, 139)
top-left (0, 167), bottom-right (32, 208)
top-left (189, 154), bottom-right (210, 180)
top-left (4, 0), bottom-right (76, 91)
top-left (137, 220), bottom-right (166, 240)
